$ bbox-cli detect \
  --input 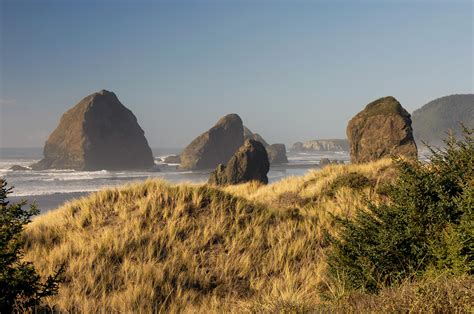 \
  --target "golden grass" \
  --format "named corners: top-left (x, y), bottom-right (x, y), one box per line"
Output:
top-left (22, 158), bottom-right (472, 312)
